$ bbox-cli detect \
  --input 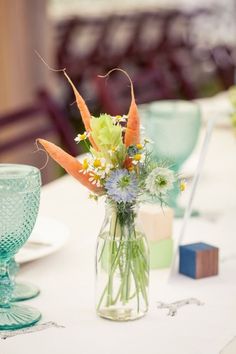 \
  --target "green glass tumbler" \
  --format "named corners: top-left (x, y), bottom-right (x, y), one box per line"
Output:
top-left (0, 164), bottom-right (41, 330)
top-left (140, 100), bottom-right (201, 217)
